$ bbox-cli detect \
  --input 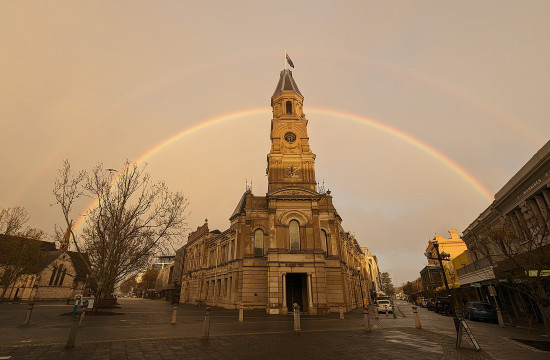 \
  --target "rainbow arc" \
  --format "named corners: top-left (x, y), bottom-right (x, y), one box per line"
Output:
top-left (72, 108), bottom-right (493, 232)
